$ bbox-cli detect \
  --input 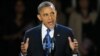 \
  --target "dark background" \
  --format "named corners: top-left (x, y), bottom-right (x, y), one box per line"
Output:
top-left (0, 0), bottom-right (99, 56)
